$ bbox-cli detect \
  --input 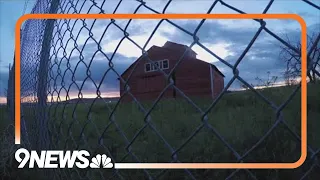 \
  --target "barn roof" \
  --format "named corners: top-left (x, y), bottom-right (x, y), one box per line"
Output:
top-left (162, 41), bottom-right (197, 55)
top-left (119, 41), bottom-right (225, 78)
